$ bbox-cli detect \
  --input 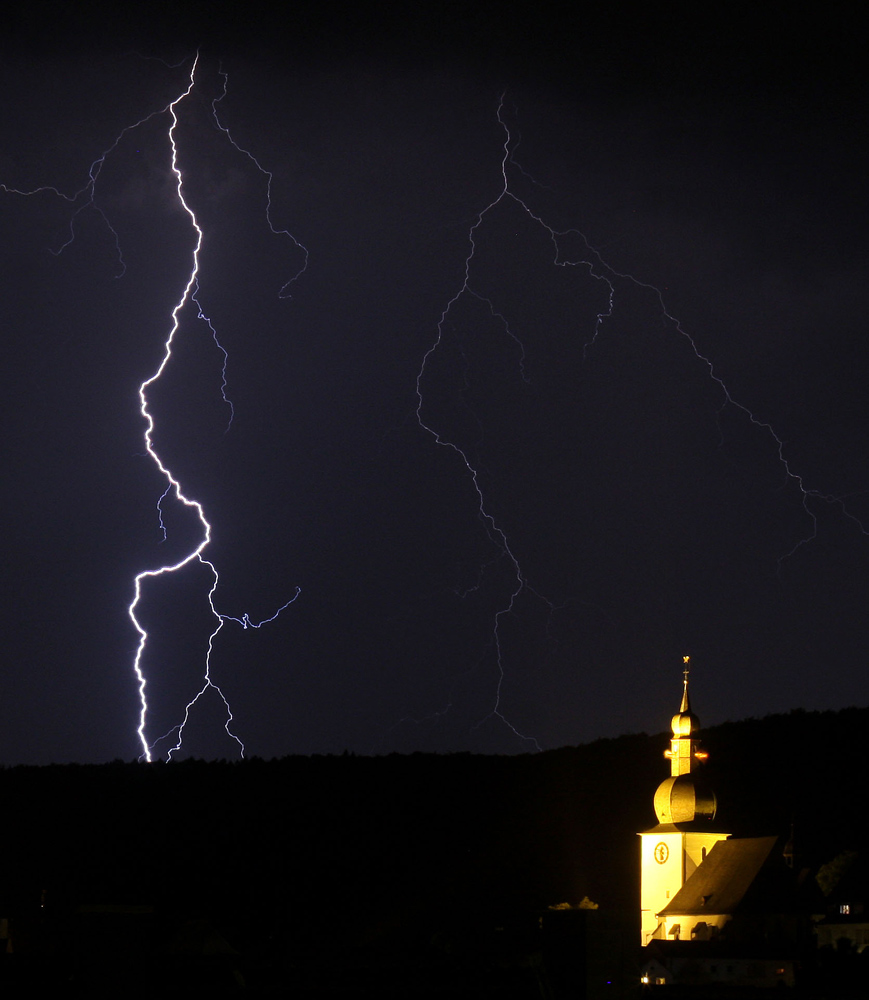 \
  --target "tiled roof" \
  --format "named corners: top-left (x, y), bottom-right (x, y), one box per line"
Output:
top-left (660, 836), bottom-right (779, 916)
